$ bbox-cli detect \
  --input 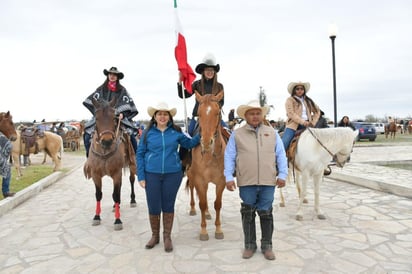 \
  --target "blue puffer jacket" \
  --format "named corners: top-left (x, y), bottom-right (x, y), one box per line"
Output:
top-left (137, 124), bottom-right (200, 181)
